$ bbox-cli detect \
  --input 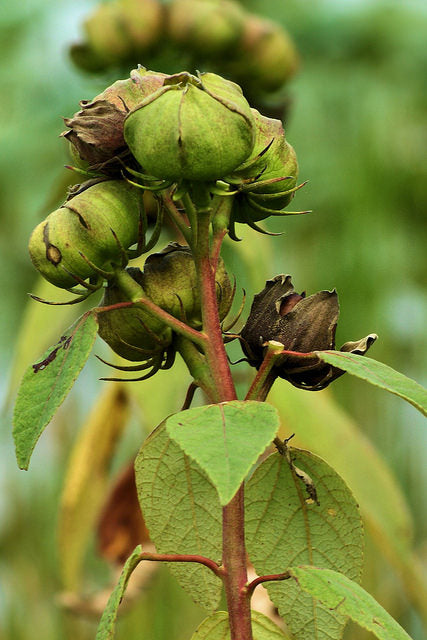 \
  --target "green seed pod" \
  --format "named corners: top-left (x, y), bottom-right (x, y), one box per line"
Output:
top-left (98, 267), bottom-right (172, 361)
top-left (229, 109), bottom-right (298, 223)
top-left (124, 71), bottom-right (255, 181)
top-left (168, 0), bottom-right (245, 57)
top-left (29, 180), bottom-right (142, 289)
top-left (62, 67), bottom-right (167, 171)
top-left (141, 243), bottom-right (233, 328)
top-left (225, 16), bottom-right (299, 93)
